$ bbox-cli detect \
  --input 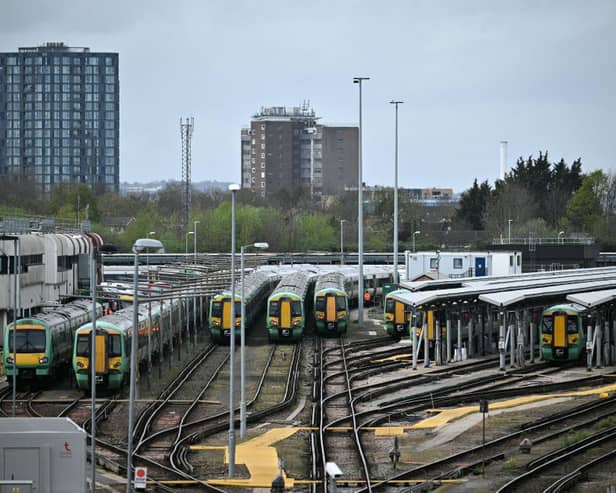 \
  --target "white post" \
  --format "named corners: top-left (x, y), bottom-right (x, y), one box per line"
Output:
top-left (390, 100), bottom-right (403, 285)
top-left (90, 243), bottom-right (97, 493)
